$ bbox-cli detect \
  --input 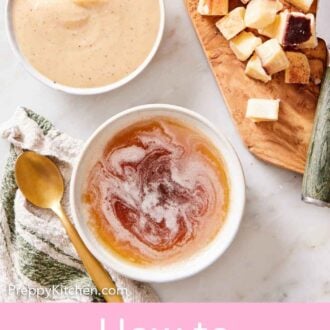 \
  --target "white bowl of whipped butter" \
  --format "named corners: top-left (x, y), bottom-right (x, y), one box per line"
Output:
top-left (5, 0), bottom-right (165, 95)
